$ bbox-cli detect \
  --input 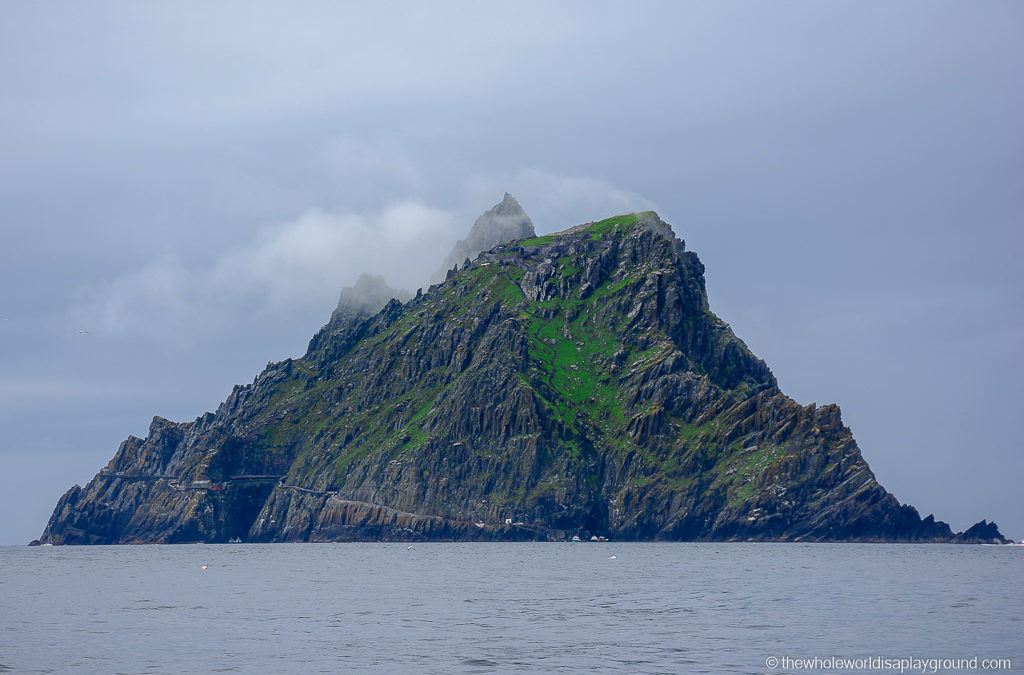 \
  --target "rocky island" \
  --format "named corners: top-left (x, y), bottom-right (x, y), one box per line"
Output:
top-left (39, 196), bottom-right (1008, 544)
